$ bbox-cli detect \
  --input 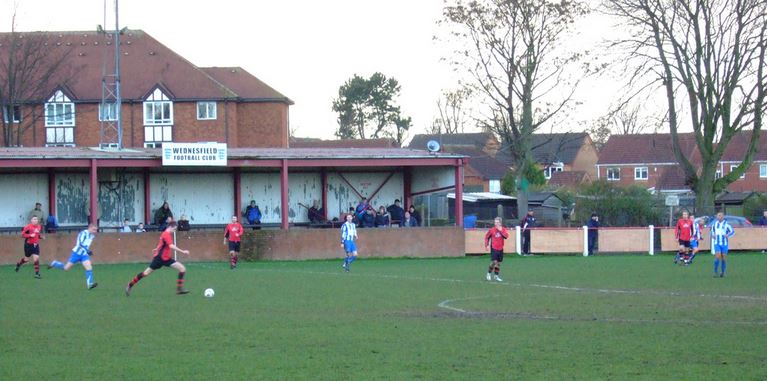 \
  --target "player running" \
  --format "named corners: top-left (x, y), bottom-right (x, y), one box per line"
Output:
top-left (48, 224), bottom-right (99, 289)
top-left (224, 215), bottom-right (244, 269)
top-left (125, 221), bottom-right (191, 296)
top-left (674, 211), bottom-right (692, 265)
top-left (484, 217), bottom-right (509, 282)
top-left (341, 214), bottom-right (358, 272)
top-left (711, 212), bottom-right (734, 278)
top-left (15, 216), bottom-right (44, 278)
top-left (686, 214), bottom-right (703, 265)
